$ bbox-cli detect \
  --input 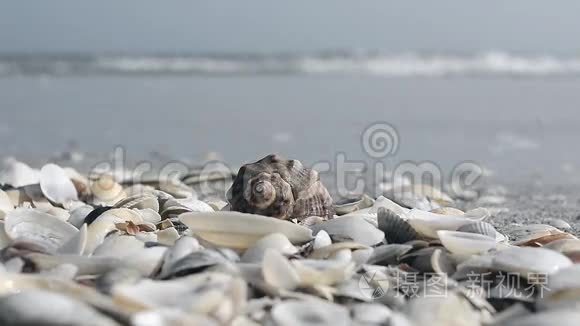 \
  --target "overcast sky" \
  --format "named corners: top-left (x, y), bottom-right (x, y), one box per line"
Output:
top-left (1, 1), bottom-right (579, 54)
